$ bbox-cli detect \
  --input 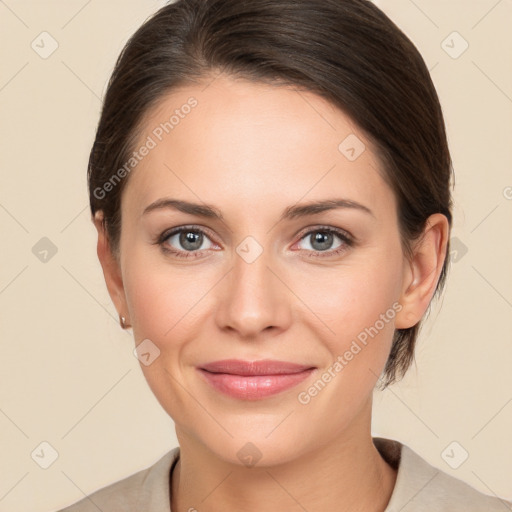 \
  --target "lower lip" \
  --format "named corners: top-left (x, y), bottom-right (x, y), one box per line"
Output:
top-left (198, 368), bottom-right (315, 400)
